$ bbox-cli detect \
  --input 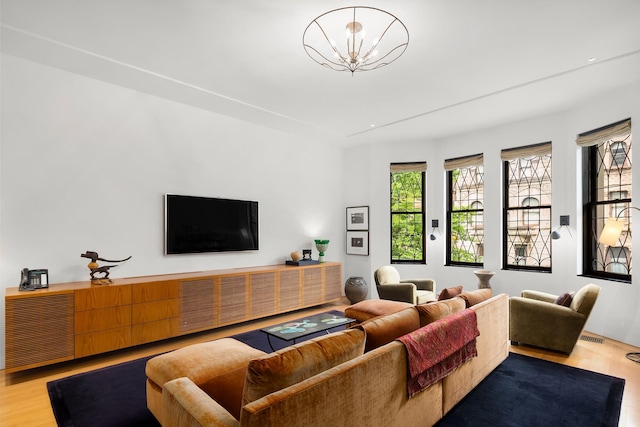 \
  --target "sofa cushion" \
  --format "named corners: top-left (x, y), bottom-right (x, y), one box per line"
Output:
top-left (357, 307), bottom-right (421, 352)
top-left (438, 285), bottom-right (463, 301)
top-left (554, 292), bottom-right (574, 307)
top-left (146, 338), bottom-right (266, 420)
top-left (345, 299), bottom-right (413, 323)
top-left (242, 328), bottom-right (365, 406)
top-left (415, 297), bottom-right (466, 326)
top-left (459, 288), bottom-right (493, 307)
